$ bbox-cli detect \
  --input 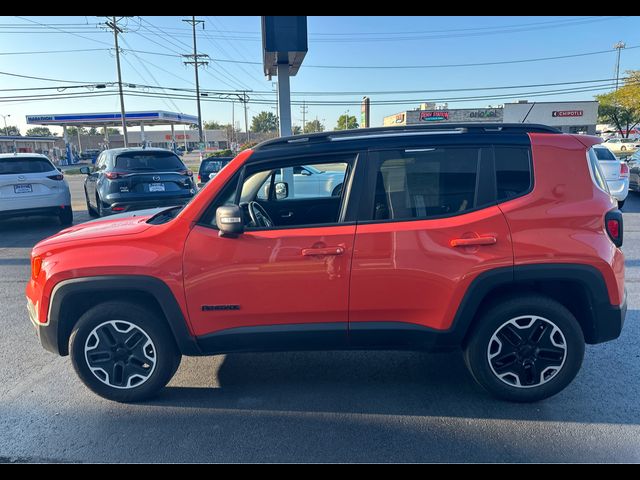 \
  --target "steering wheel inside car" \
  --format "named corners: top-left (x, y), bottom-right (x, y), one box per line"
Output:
top-left (248, 201), bottom-right (274, 228)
